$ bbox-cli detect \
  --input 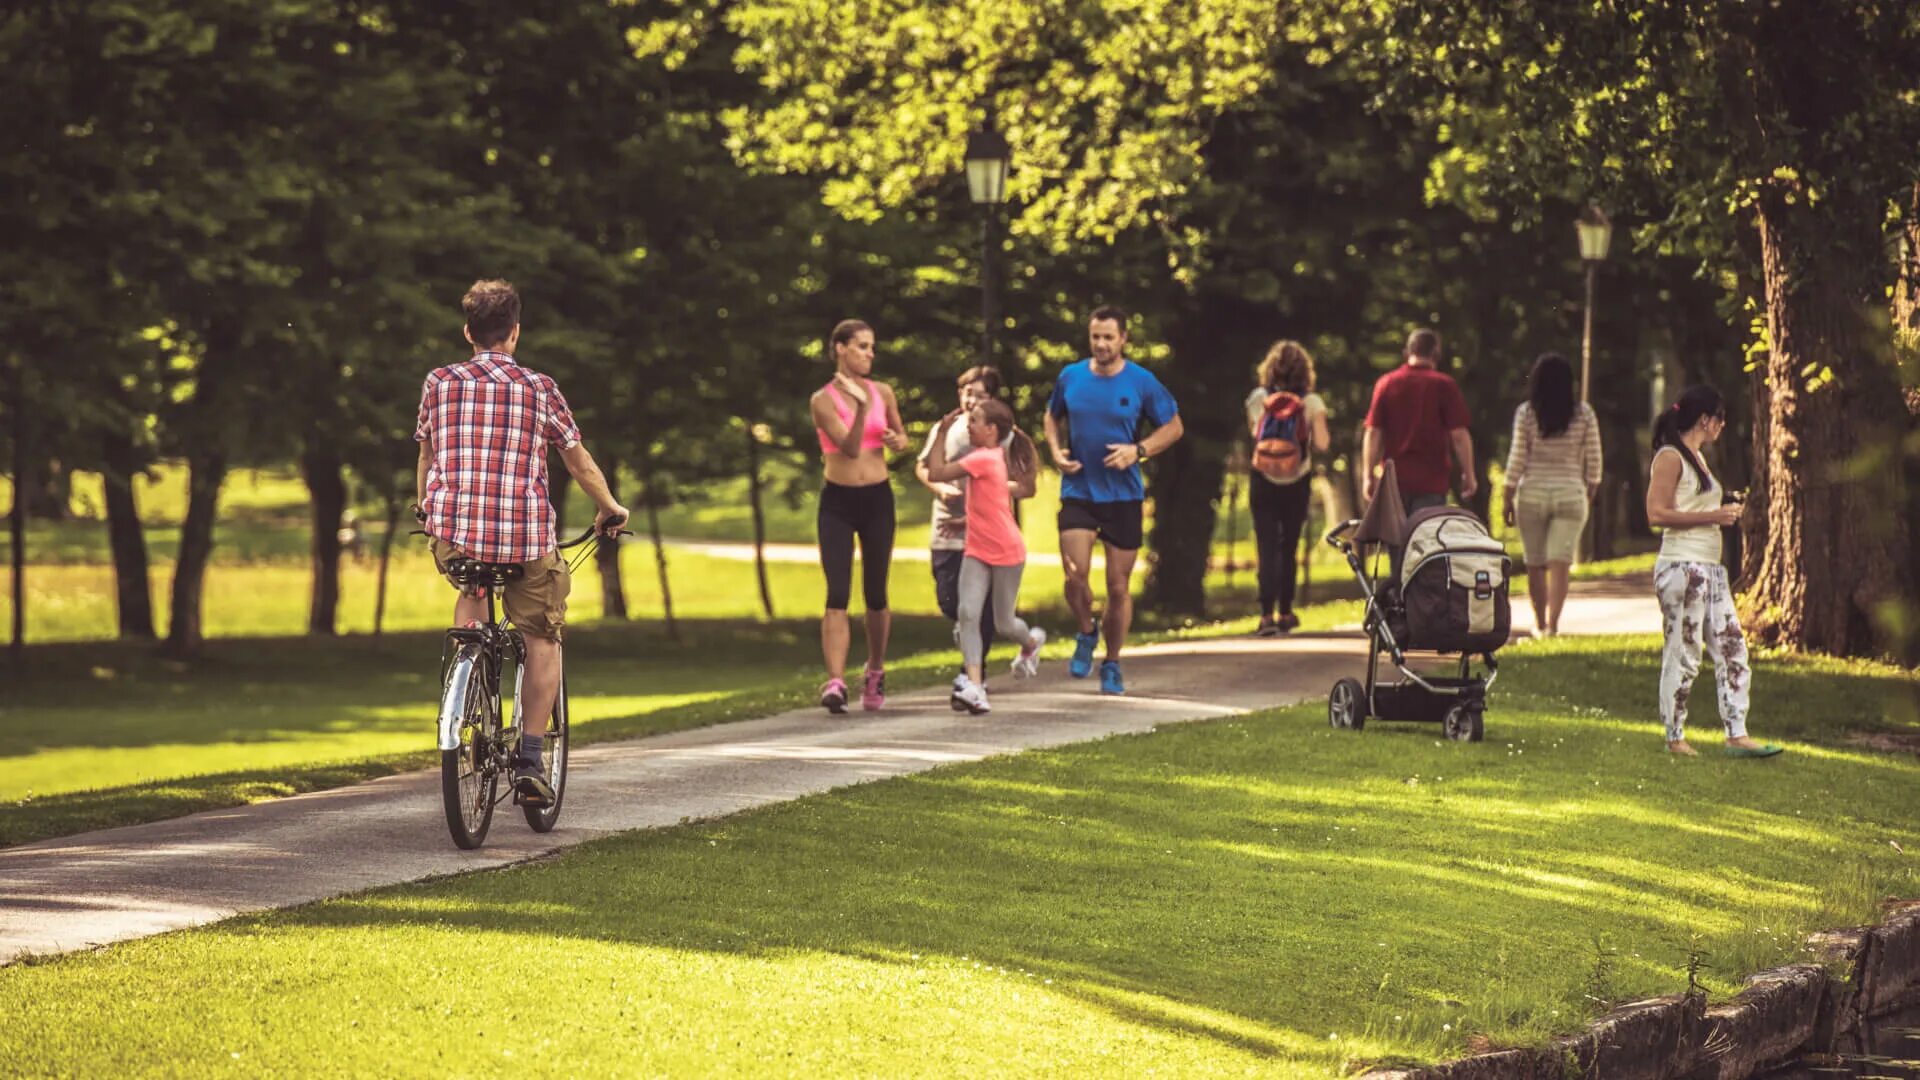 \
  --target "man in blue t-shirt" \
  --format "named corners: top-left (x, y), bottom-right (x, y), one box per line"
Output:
top-left (1042, 305), bottom-right (1185, 695)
